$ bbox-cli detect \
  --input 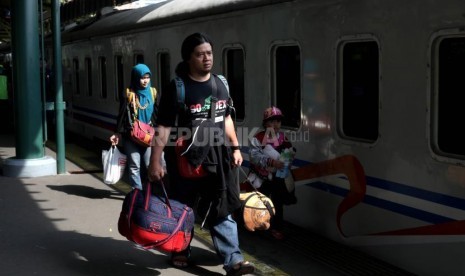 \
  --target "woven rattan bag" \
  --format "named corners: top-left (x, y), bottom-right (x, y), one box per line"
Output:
top-left (239, 191), bottom-right (275, 231)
